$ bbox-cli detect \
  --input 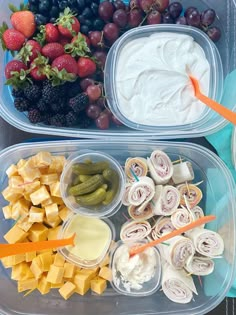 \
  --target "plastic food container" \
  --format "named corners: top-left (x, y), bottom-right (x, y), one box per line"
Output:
top-left (0, 139), bottom-right (235, 315)
top-left (110, 240), bottom-right (162, 297)
top-left (104, 24), bottom-right (223, 131)
top-left (0, 0), bottom-right (236, 139)
top-left (60, 150), bottom-right (126, 217)
top-left (59, 213), bottom-right (115, 268)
